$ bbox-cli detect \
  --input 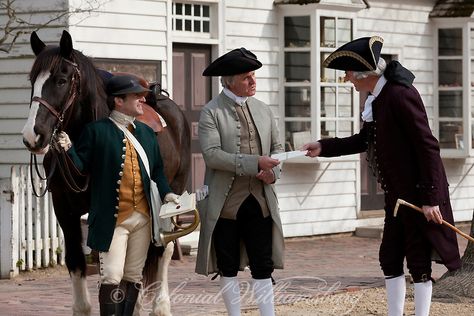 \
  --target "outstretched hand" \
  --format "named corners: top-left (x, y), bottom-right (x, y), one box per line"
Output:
top-left (258, 156), bottom-right (280, 171)
top-left (301, 141), bottom-right (321, 157)
top-left (57, 131), bottom-right (72, 151)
